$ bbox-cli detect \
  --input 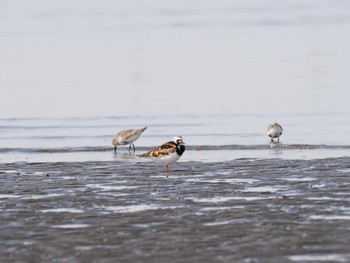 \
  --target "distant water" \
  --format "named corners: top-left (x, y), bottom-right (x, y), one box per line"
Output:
top-left (1, 0), bottom-right (350, 162)
top-left (0, 0), bottom-right (350, 162)
top-left (1, 0), bottom-right (350, 118)
top-left (1, 113), bottom-right (349, 163)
